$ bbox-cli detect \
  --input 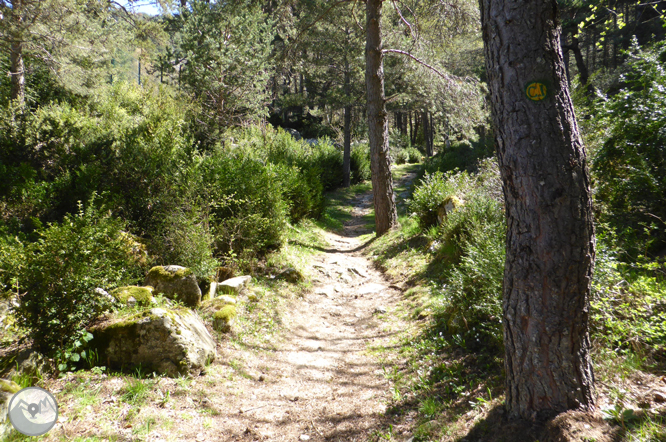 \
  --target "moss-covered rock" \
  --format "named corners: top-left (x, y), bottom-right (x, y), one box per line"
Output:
top-left (202, 296), bottom-right (237, 314)
top-left (89, 307), bottom-right (216, 377)
top-left (278, 267), bottom-right (304, 283)
top-left (111, 286), bottom-right (154, 306)
top-left (437, 195), bottom-right (463, 225)
top-left (1, 379), bottom-right (20, 439)
top-left (218, 275), bottom-right (251, 295)
top-left (144, 265), bottom-right (201, 308)
top-left (213, 305), bottom-right (236, 333)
